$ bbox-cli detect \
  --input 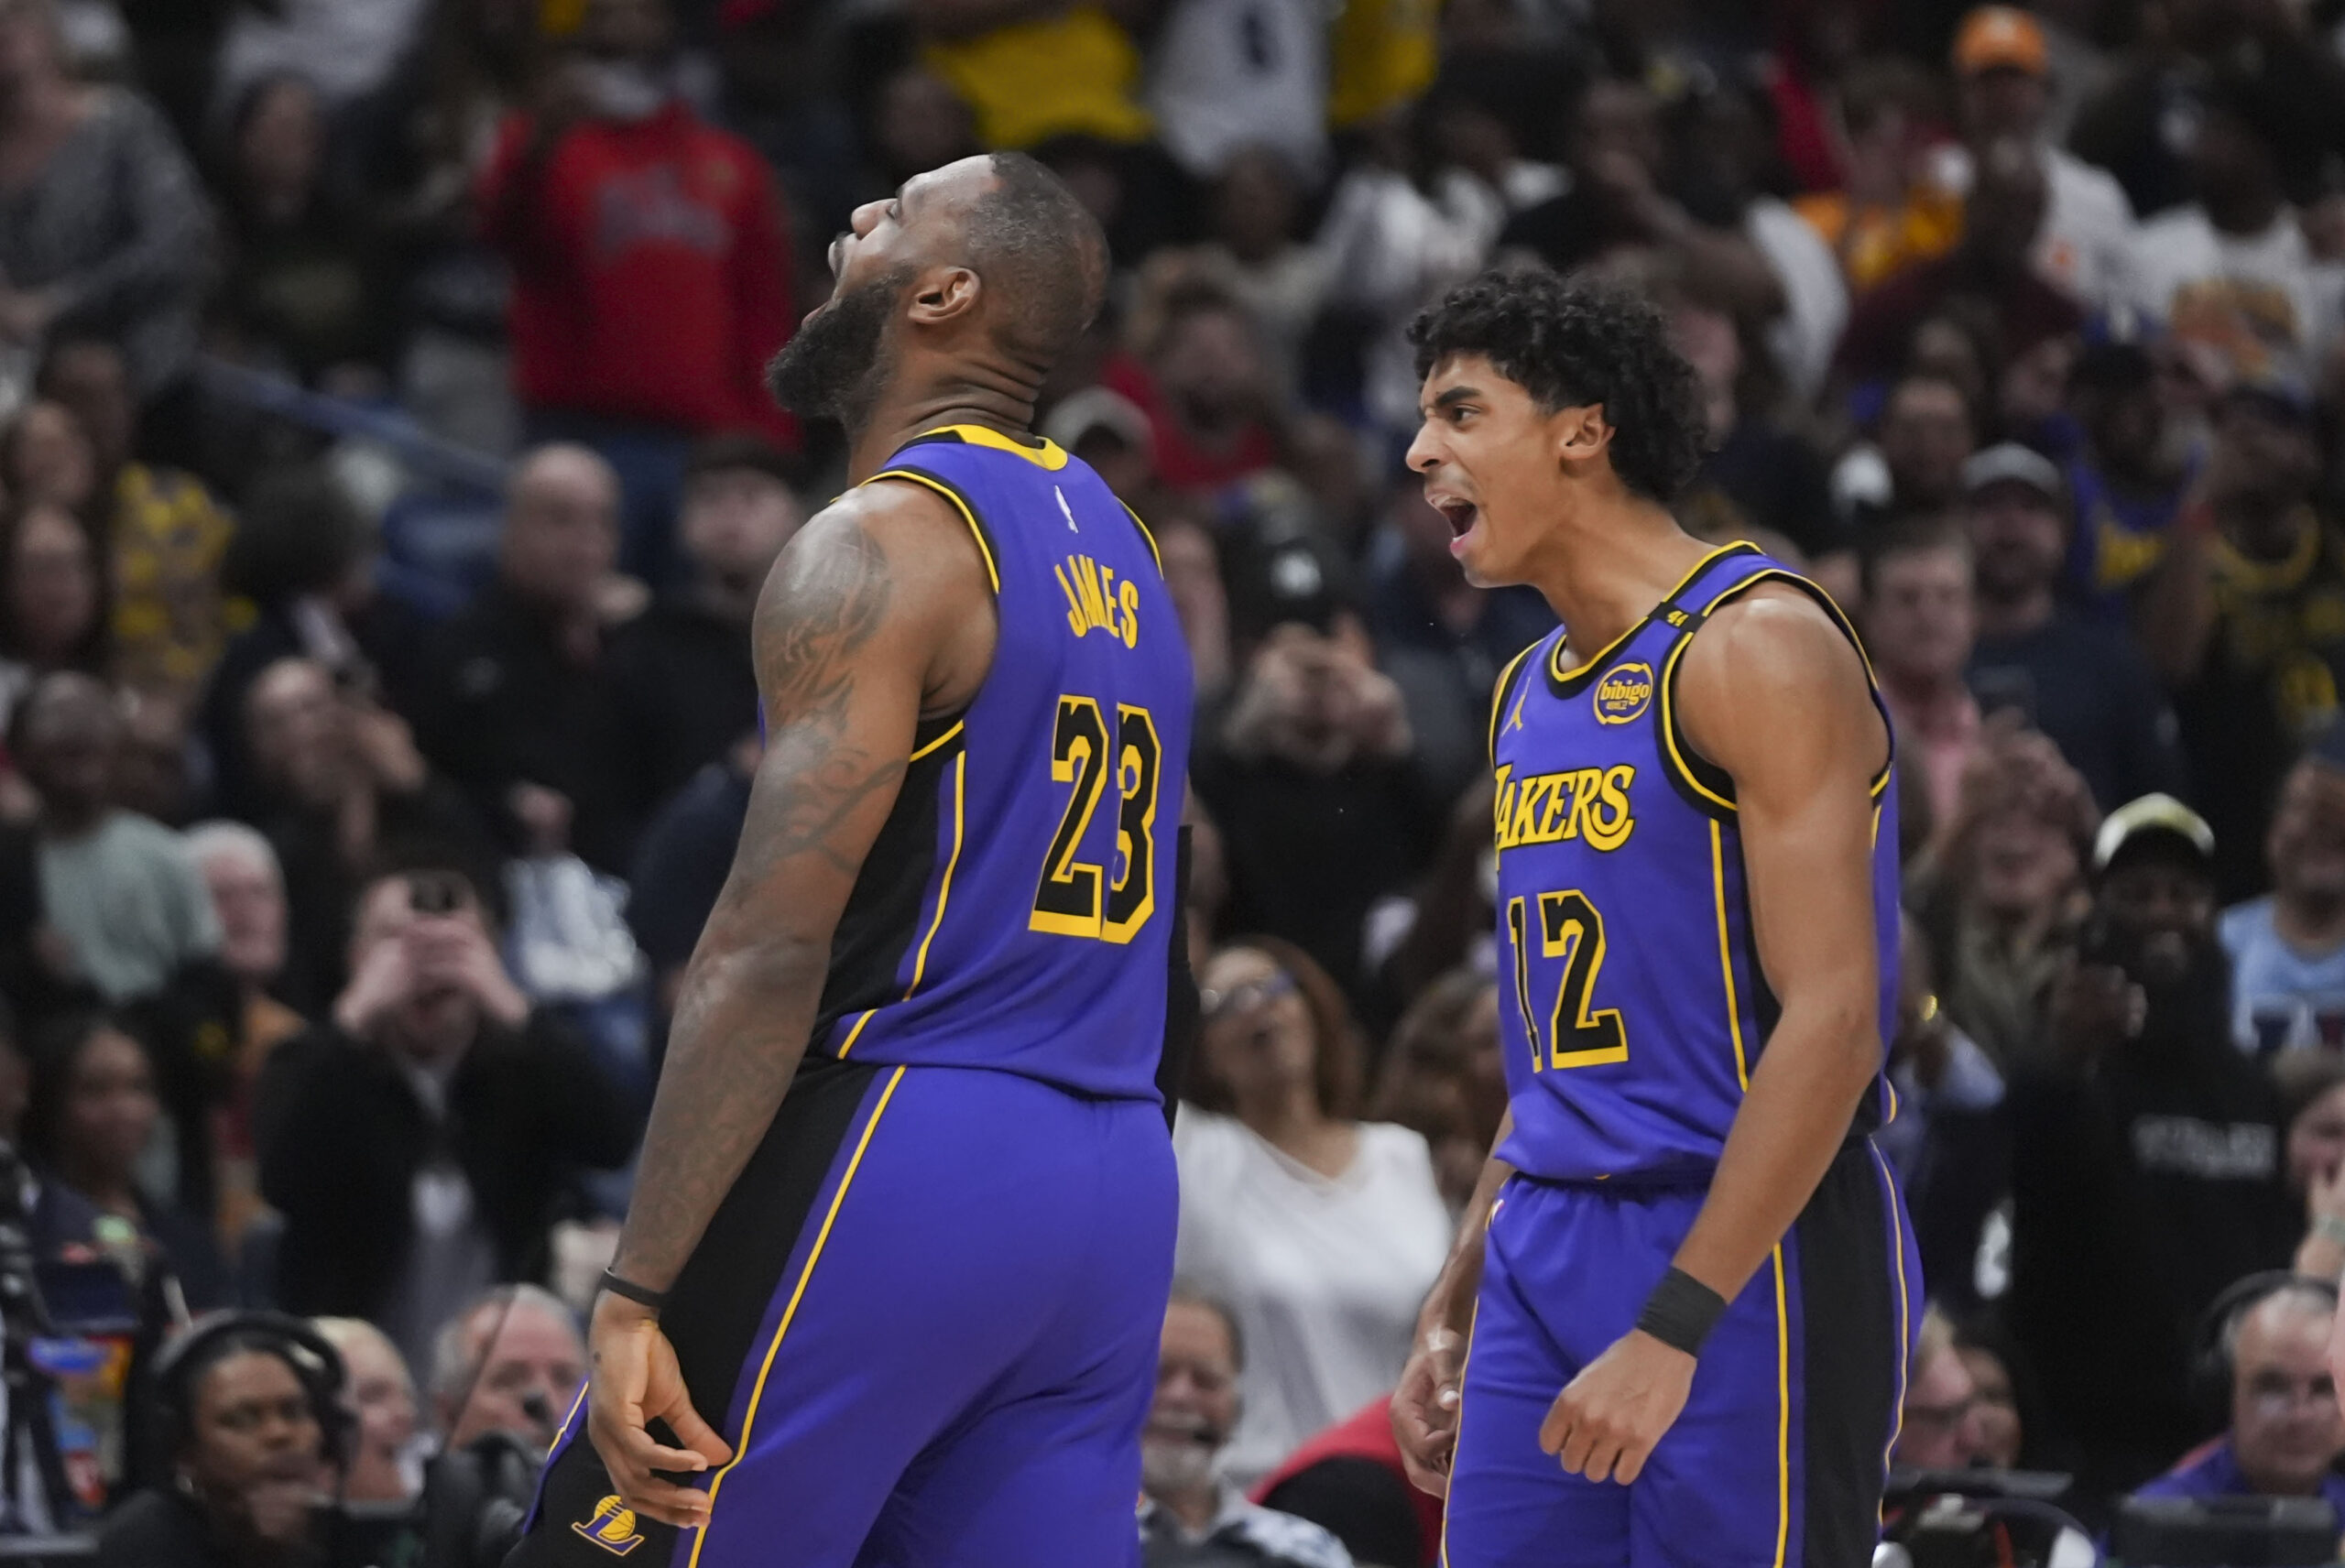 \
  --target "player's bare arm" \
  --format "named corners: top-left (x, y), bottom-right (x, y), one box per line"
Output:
top-left (1393, 1109), bottom-right (1516, 1496)
top-left (1538, 584), bottom-right (1889, 1486)
top-left (585, 481), bottom-right (994, 1529)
